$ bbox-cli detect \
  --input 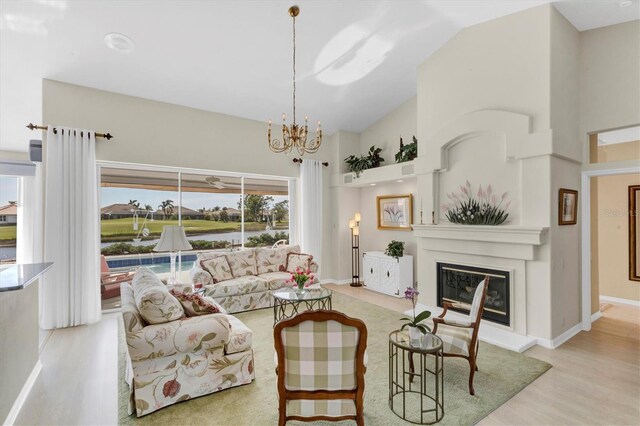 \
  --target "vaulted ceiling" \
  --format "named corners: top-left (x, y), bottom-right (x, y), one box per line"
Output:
top-left (1, 0), bottom-right (638, 152)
